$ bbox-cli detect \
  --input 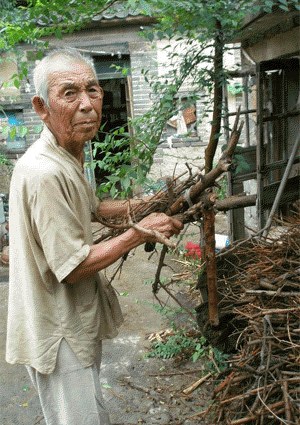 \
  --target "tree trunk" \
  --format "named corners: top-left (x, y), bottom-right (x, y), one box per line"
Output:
top-left (203, 202), bottom-right (219, 326)
top-left (204, 19), bottom-right (224, 175)
top-left (203, 20), bottom-right (223, 327)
